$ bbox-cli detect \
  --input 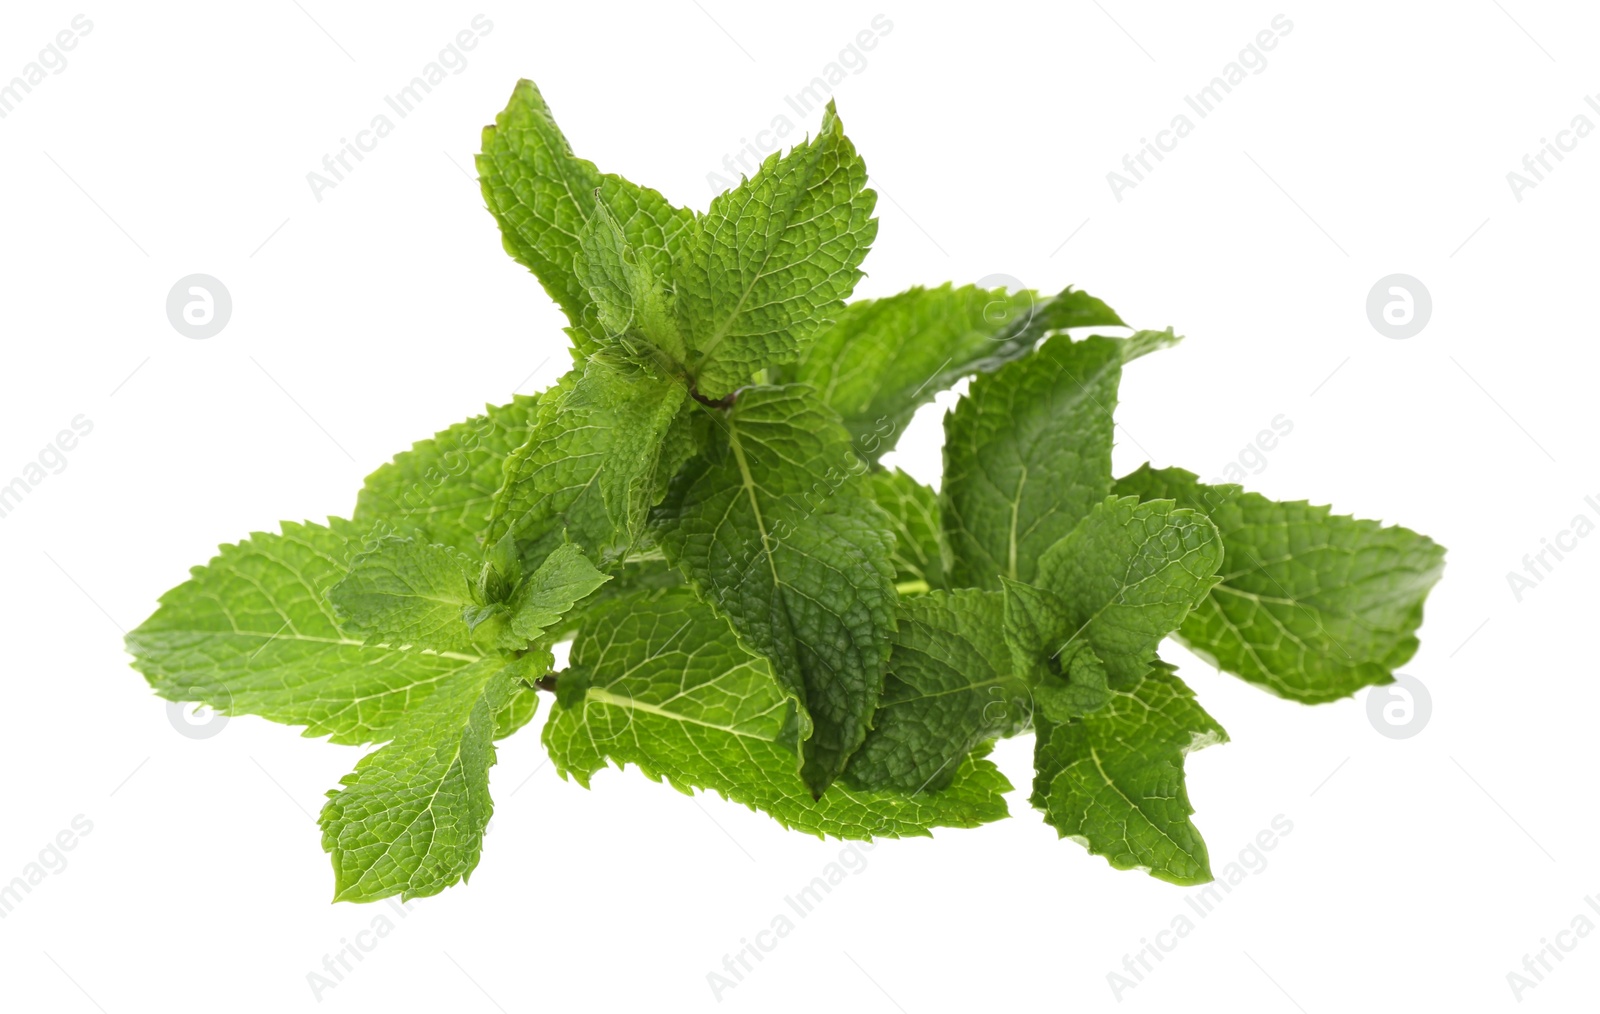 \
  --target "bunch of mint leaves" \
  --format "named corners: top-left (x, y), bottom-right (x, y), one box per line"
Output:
top-left (126, 80), bottom-right (1445, 902)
